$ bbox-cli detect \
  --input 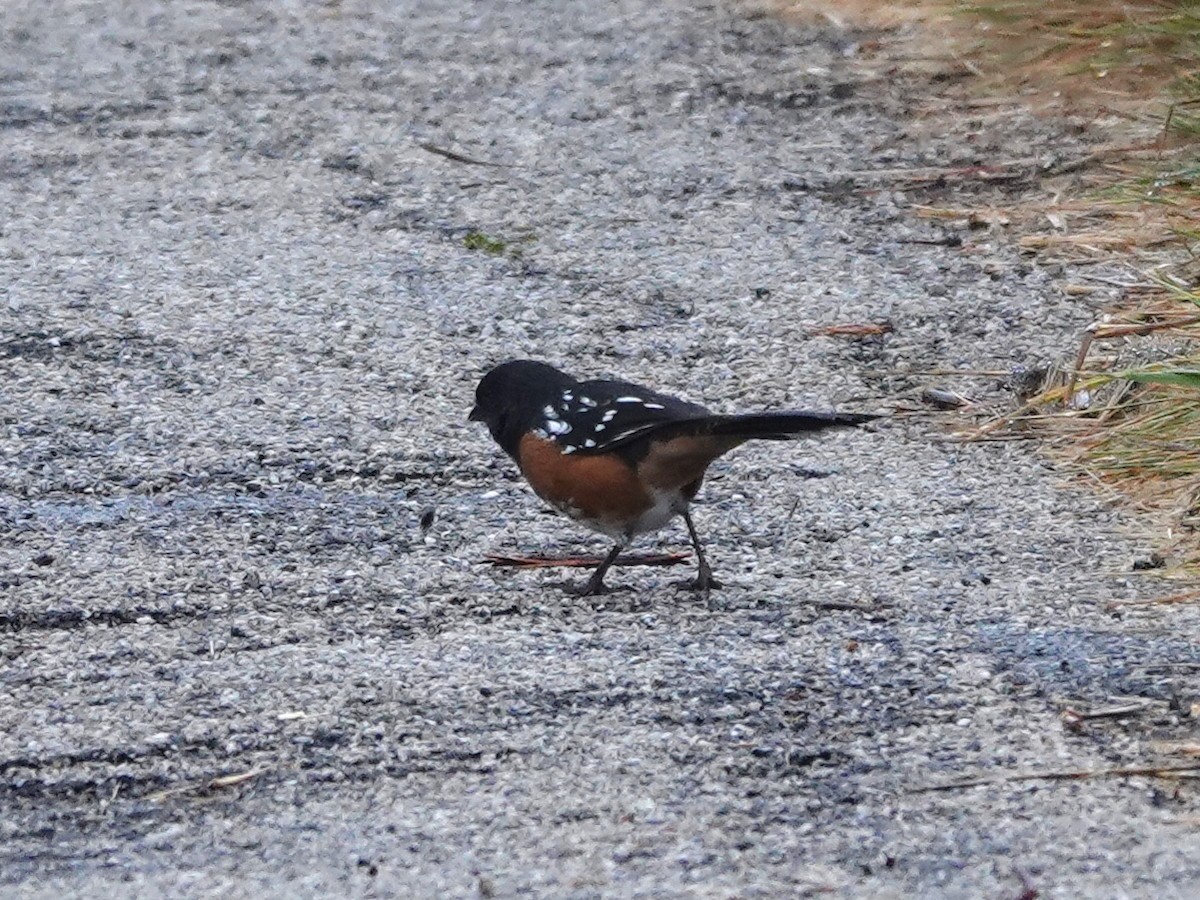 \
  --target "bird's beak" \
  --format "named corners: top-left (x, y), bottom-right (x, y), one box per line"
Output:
top-left (468, 405), bottom-right (483, 422)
